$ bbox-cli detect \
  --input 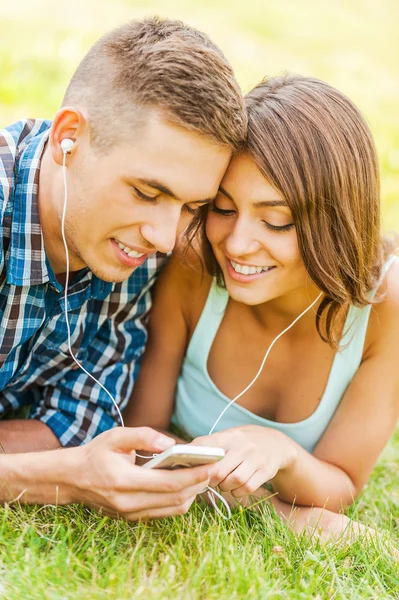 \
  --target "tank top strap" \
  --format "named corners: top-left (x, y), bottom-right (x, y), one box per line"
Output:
top-left (186, 279), bottom-right (229, 369)
top-left (340, 254), bottom-right (398, 358)
top-left (380, 254), bottom-right (398, 282)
